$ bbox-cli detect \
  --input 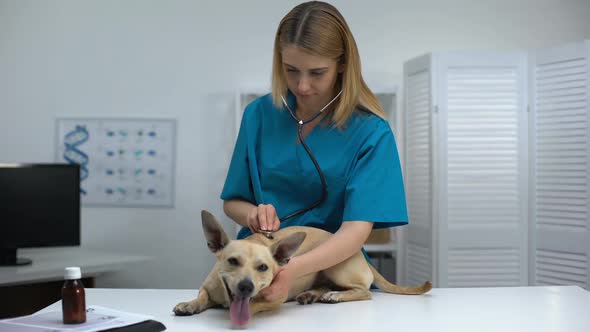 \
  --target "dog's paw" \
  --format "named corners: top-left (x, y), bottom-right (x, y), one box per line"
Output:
top-left (295, 291), bottom-right (319, 305)
top-left (318, 291), bottom-right (341, 304)
top-left (173, 301), bottom-right (198, 316)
